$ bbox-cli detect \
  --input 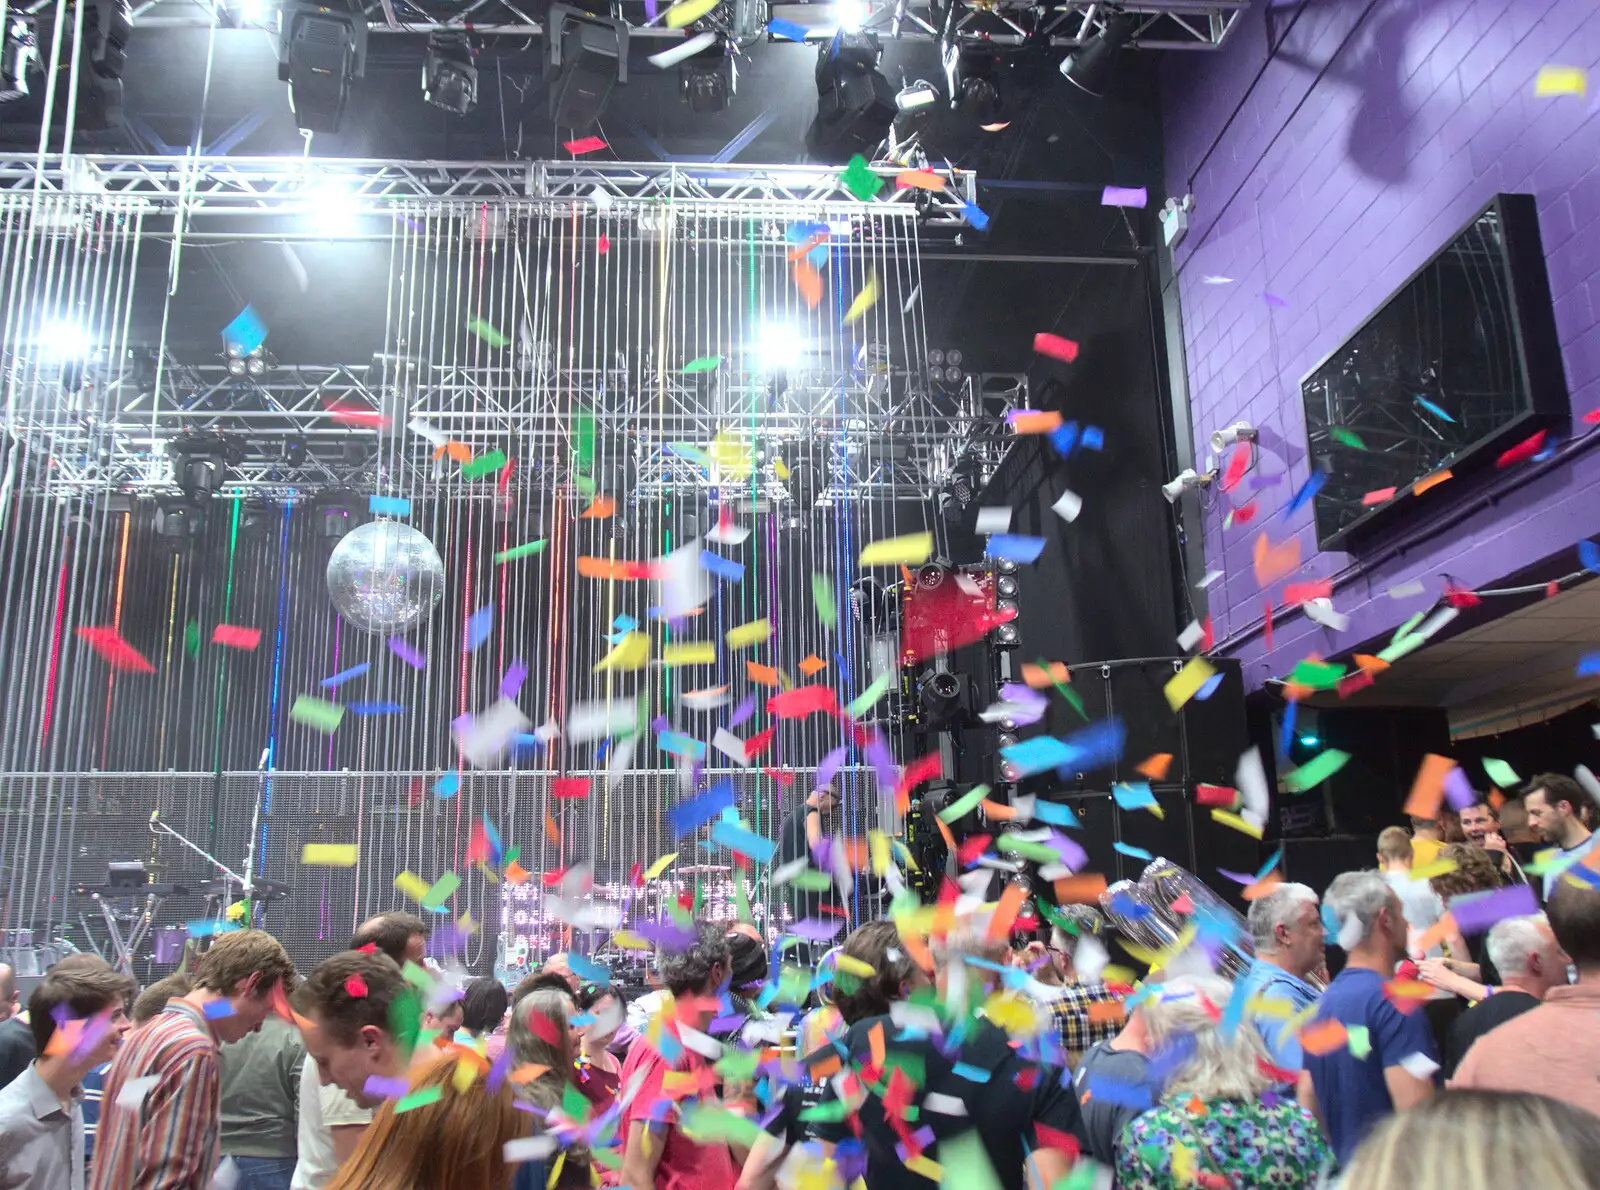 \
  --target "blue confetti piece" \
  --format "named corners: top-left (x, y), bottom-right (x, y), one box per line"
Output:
top-left (1049, 420), bottom-right (1080, 458)
top-left (1278, 699), bottom-right (1297, 763)
top-left (767, 16), bottom-right (808, 40)
top-left (1194, 672), bottom-right (1224, 701)
top-left (1578, 652), bottom-right (1600, 677)
top-left (513, 733), bottom-right (543, 751)
top-left (348, 702), bottom-right (405, 716)
top-left (1080, 426), bottom-right (1104, 451)
top-left (463, 603), bottom-right (494, 652)
top-left (700, 550), bottom-right (745, 582)
top-left (434, 771), bottom-right (460, 798)
top-left (1287, 469), bottom-right (1327, 516)
top-left (187, 919), bottom-right (240, 937)
top-left (1579, 539), bottom-right (1600, 575)
top-left (666, 780), bottom-right (737, 836)
top-left (1032, 800), bottom-right (1079, 828)
top-left (960, 200), bottom-right (990, 231)
top-left (658, 731), bottom-right (707, 760)
top-left (320, 663), bottom-right (370, 689)
top-left (1000, 736), bottom-right (1076, 778)
top-left (1109, 891), bottom-right (1153, 920)
top-left (614, 614), bottom-right (638, 632)
top-left (1320, 900), bottom-right (1341, 944)
top-left (369, 495), bottom-right (412, 517)
top-left (711, 820), bottom-right (777, 862)
top-left (985, 534), bottom-right (1047, 563)
top-left (1254, 845), bottom-right (1284, 884)
top-left (1413, 393), bottom-right (1455, 423)
top-left (1113, 841), bottom-right (1153, 860)
top-left (786, 220), bottom-right (831, 269)
top-left (951, 1062), bottom-right (991, 1083)
top-left (221, 304), bottom-right (267, 354)
top-left (202, 999), bottom-right (237, 1020)
top-left (567, 952), bottom-right (611, 987)
top-left (1112, 781), bottom-right (1157, 811)
top-left (1055, 717), bottom-right (1127, 775)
